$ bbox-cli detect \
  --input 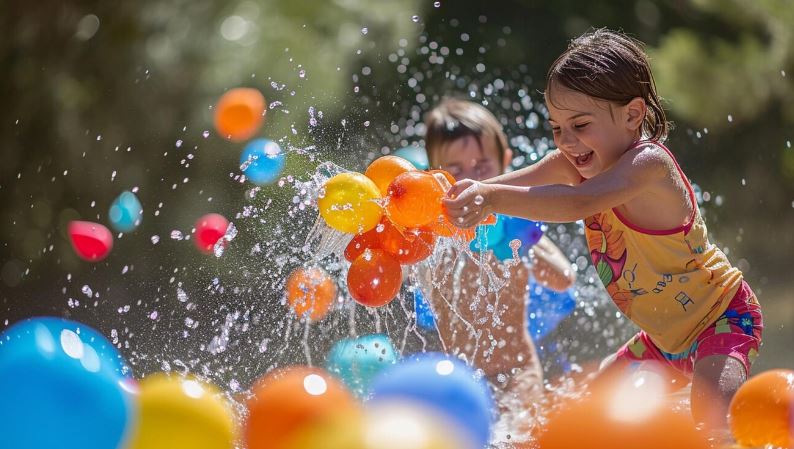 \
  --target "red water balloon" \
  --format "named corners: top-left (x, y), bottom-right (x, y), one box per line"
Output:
top-left (68, 220), bottom-right (114, 262)
top-left (344, 228), bottom-right (382, 263)
top-left (194, 213), bottom-right (229, 254)
top-left (347, 249), bottom-right (401, 307)
top-left (378, 220), bottom-right (436, 265)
